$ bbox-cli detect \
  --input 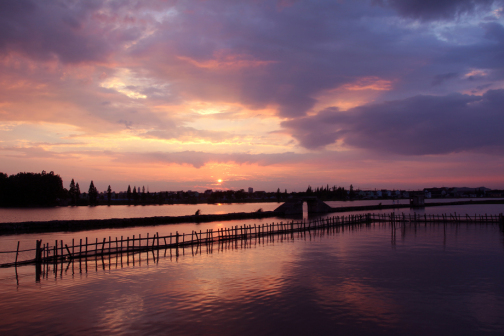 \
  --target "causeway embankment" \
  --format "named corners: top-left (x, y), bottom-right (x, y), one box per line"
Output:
top-left (0, 211), bottom-right (278, 235)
